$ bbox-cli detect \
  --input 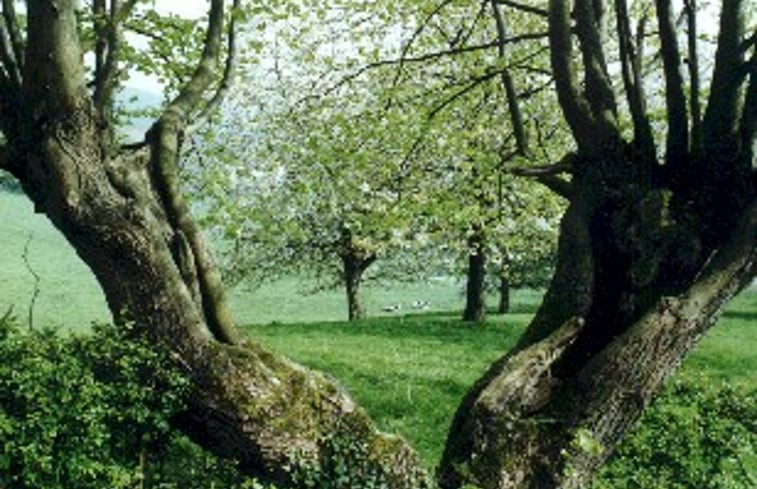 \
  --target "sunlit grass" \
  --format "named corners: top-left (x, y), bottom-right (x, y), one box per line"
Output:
top-left (245, 291), bottom-right (755, 469)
